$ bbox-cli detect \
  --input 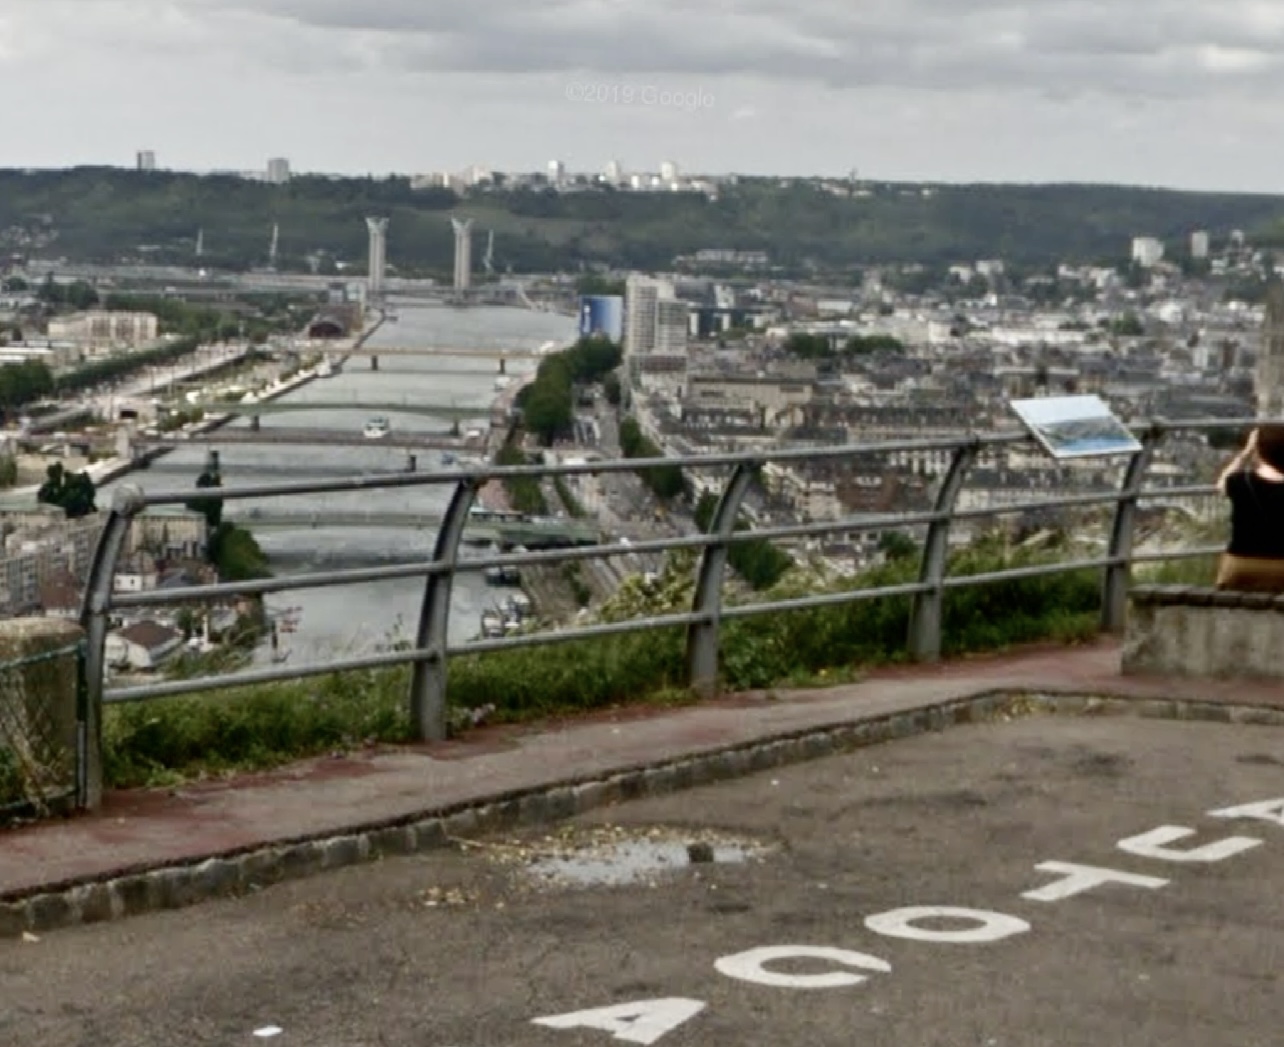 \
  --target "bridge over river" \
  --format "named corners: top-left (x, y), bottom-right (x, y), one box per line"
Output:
top-left (214, 398), bottom-right (494, 421)
top-left (137, 427), bottom-right (474, 451)
top-left (224, 507), bottom-right (600, 547)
